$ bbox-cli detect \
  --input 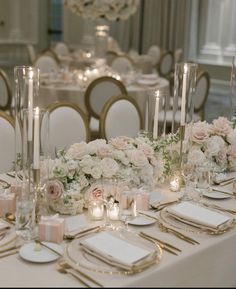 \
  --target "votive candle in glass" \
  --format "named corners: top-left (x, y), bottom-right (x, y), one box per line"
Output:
top-left (88, 200), bottom-right (104, 220)
top-left (107, 202), bottom-right (120, 221)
